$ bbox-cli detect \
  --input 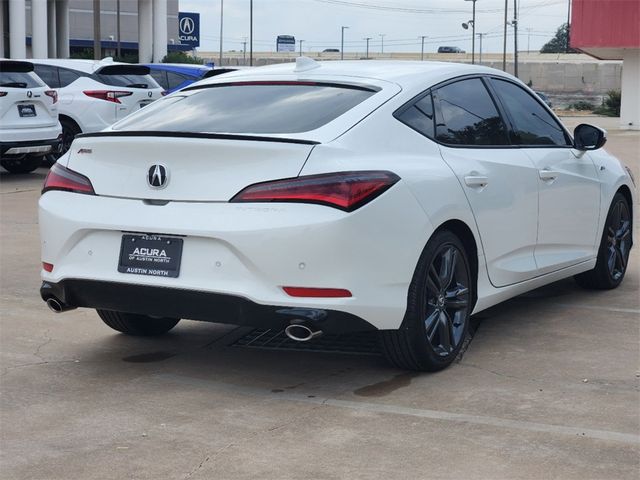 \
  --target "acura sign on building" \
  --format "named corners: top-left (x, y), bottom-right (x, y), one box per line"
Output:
top-left (178, 12), bottom-right (200, 48)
